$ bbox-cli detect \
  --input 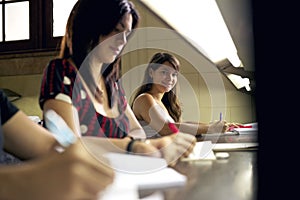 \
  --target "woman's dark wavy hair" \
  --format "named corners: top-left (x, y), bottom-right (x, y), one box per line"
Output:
top-left (59, 0), bottom-right (139, 108)
top-left (131, 52), bottom-right (182, 122)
